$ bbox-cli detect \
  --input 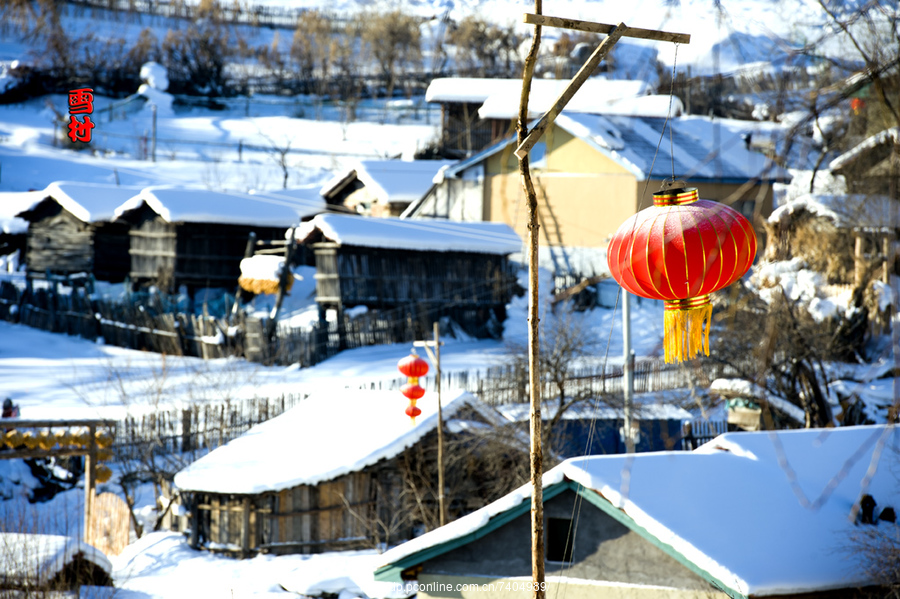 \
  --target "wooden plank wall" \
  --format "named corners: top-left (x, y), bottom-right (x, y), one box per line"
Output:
top-left (326, 247), bottom-right (511, 309)
top-left (129, 213), bottom-right (177, 289)
top-left (26, 208), bottom-right (93, 275)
